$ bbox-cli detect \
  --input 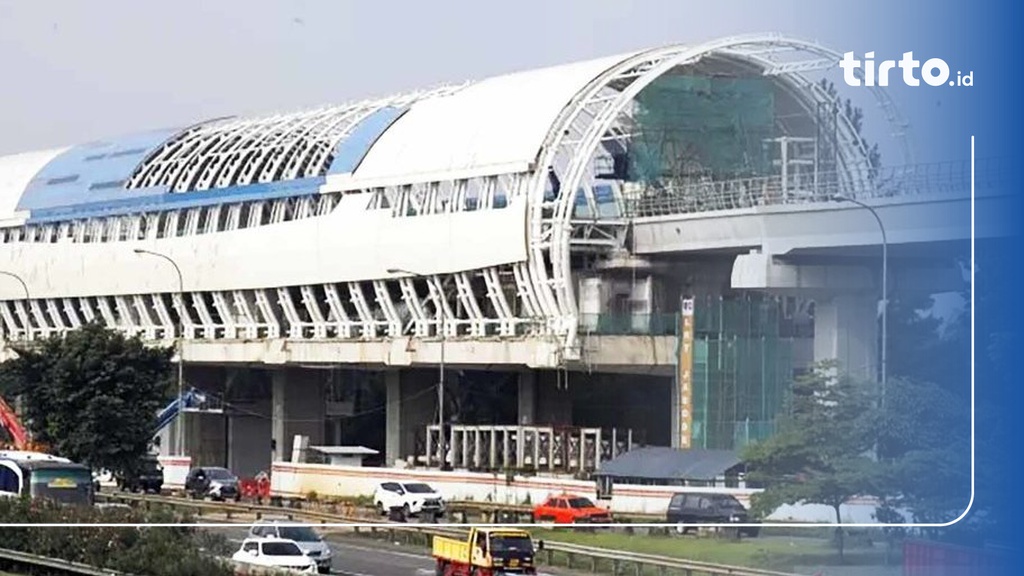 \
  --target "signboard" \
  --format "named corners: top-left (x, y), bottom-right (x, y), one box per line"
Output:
top-left (678, 298), bottom-right (695, 449)
top-left (47, 477), bottom-right (78, 489)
